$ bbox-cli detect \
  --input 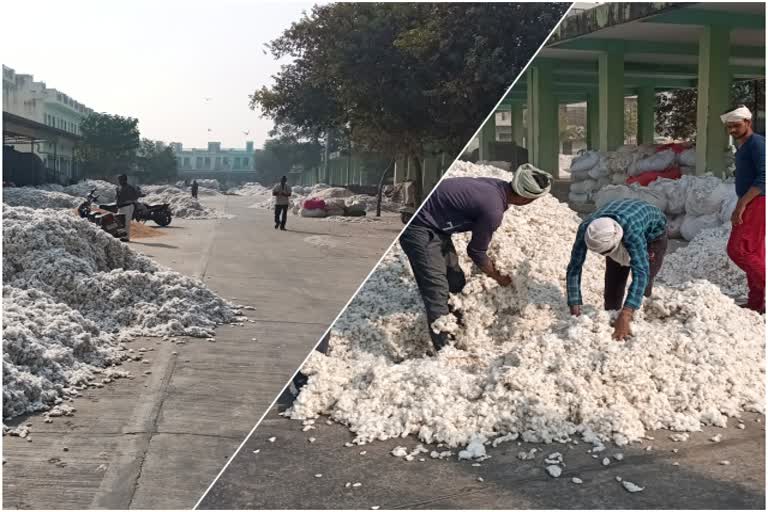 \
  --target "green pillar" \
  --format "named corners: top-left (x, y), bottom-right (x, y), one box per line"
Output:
top-left (526, 63), bottom-right (559, 176)
top-left (598, 47), bottom-right (625, 151)
top-left (695, 25), bottom-right (731, 177)
top-left (586, 94), bottom-right (599, 150)
top-left (637, 86), bottom-right (656, 145)
top-left (511, 103), bottom-right (525, 147)
top-left (479, 113), bottom-right (496, 160)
